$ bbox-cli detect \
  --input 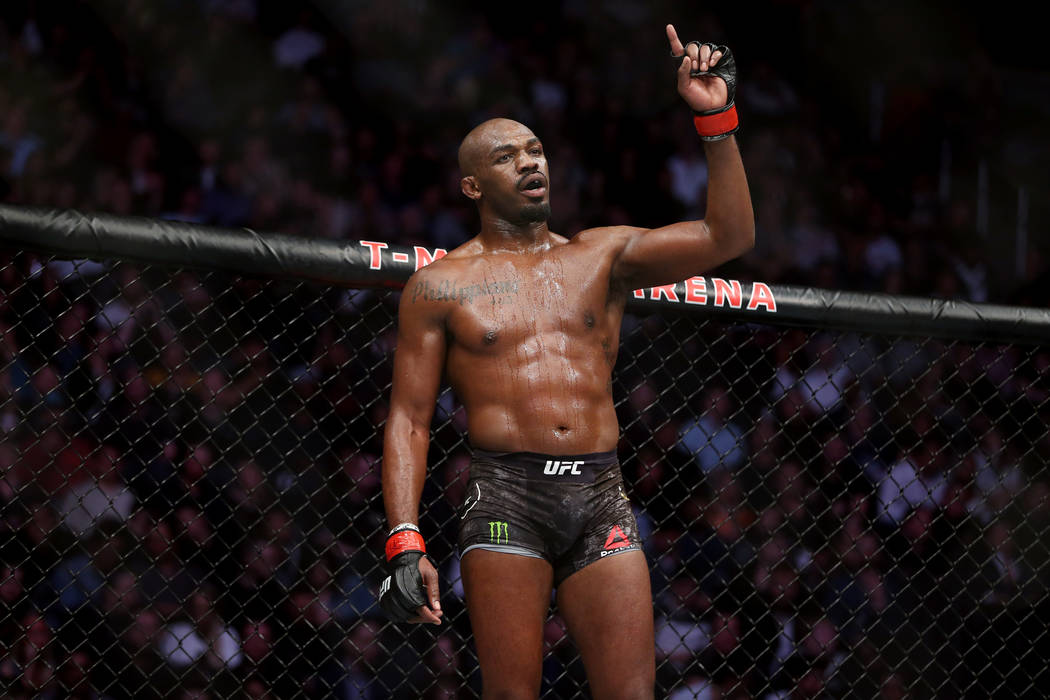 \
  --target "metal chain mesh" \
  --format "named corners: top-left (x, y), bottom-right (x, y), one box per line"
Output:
top-left (2, 253), bottom-right (1048, 699)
